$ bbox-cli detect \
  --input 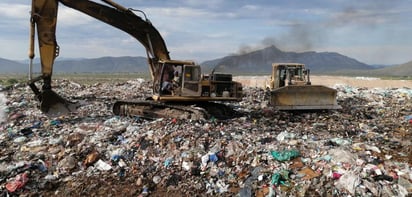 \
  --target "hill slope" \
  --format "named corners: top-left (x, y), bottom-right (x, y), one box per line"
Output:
top-left (0, 58), bottom-right (26, 73)
top-left (52, 56), bottom-right (148, 73)
top-left (0, 56), bottom-right (148, 74)
top-left (372, 61), bottom-right (412, 76)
